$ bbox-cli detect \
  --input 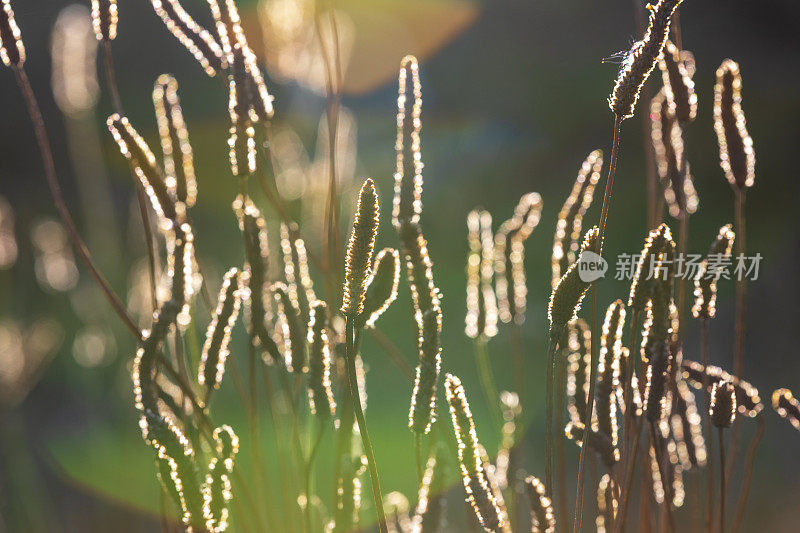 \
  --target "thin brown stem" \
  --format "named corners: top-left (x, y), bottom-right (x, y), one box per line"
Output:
top-left (731, 415), bottom-right (764, 533)
top-left (727, 190), bottom-right (747, 480)
top-left (599, 116), bottom-right (622, 245)
top-left (650, 423), bottom-right (675, 533)
top-left (554, 344), bottom-right (569, 529)
top-left (544, 331), bottom-right (560, 499)
top-left (701, 318), bottom-right (714, 533)
top-left (719, 427), bottom-right (726, 533)
top-left (13, 66), bottom-right (140, 339)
